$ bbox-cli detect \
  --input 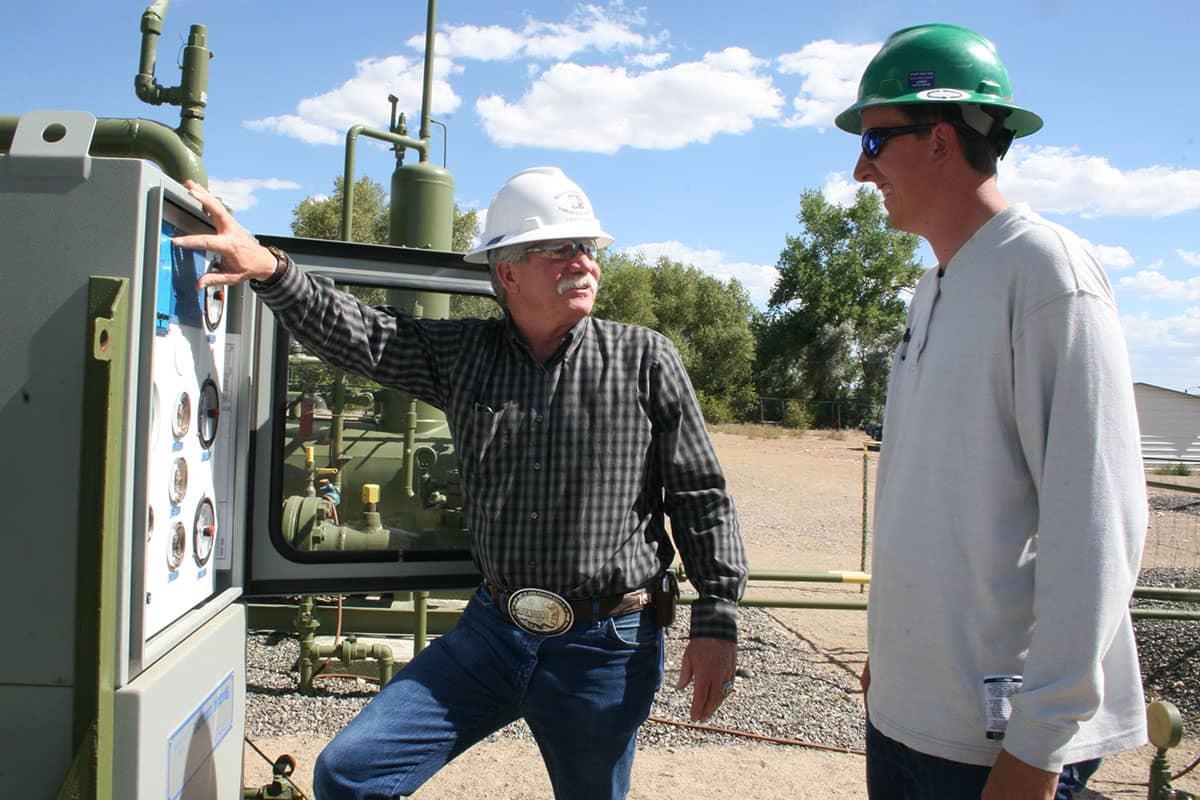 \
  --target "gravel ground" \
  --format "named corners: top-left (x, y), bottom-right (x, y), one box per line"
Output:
top-left (245, 605), bottom-right (866, 751)
top-left (244, 440), bottom-right (1200, 789)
